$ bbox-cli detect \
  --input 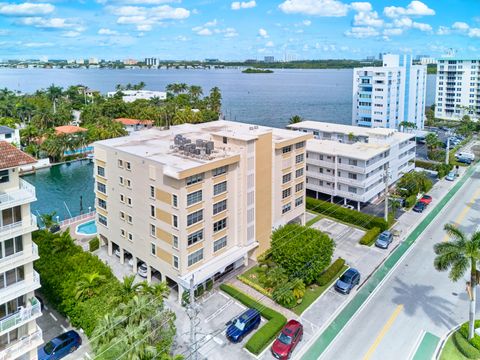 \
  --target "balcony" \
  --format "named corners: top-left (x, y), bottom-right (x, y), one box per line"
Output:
top-left (0, 214), bottom-right (37, 241)
top-left (0, 297), bottom-right (42, 335)
top-left (0, 179), bottom-right (36, 211)
top-left (0, 325), bottom-right (43, 360)
top-left (0, 243), bottom-right (39, 272)
top-left (1, 270), bottom-right (41, 304)
top-left (307, 171), bottom-right (335, 183)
